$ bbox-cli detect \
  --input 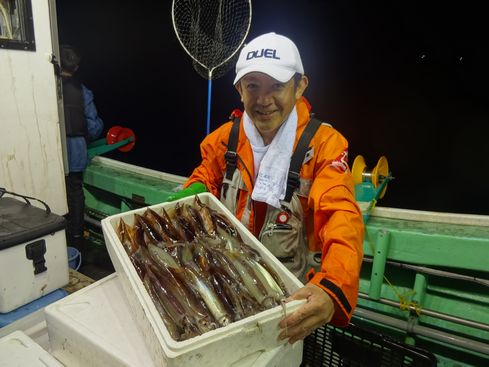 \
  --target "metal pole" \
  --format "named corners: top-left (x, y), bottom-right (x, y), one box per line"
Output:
top-left (354, 308), bottom-right (489, 355)
top-left (362, 257), bottom-right (489, 288)
top-left (358, 292), bottom-right (489, 332)
top-left (84, 214), bottom-right (102, 228)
